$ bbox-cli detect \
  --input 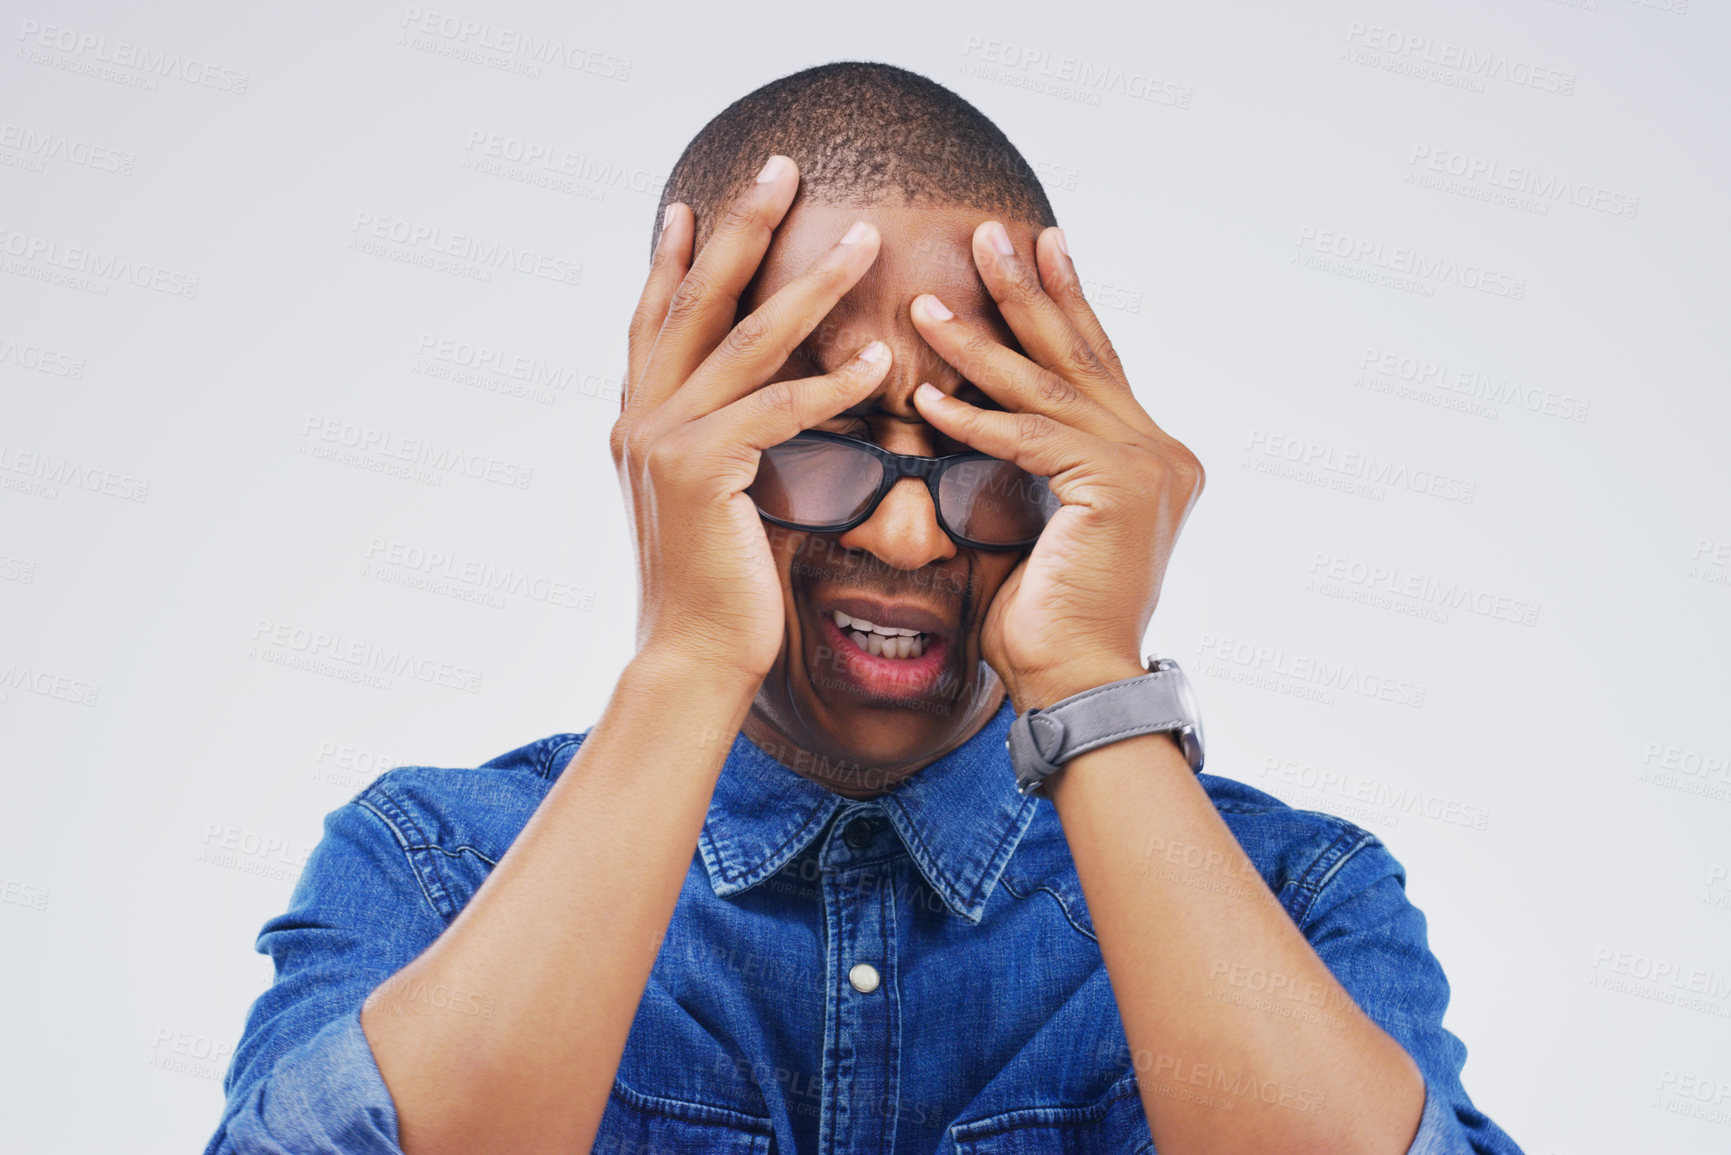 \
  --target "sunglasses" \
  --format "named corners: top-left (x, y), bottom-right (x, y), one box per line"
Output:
top-left (747, 430), bottom-right (1063, 550)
